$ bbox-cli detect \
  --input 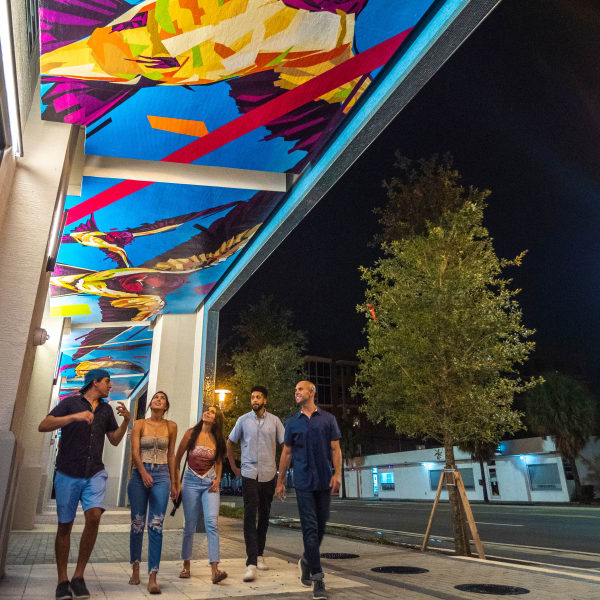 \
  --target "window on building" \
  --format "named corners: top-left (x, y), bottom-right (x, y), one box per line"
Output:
top-left (380, 472), bottom-right (395, 491)
top-left (527, 463), bottom-right (562, 491)
top-left (429, 468), bottom-right (475, 490)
